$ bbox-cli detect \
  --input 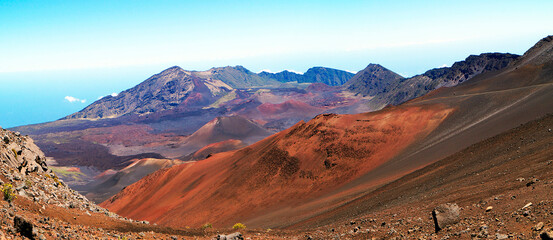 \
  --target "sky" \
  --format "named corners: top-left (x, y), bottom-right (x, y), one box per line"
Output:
top-left (0, 0), bottom-right (552, 128)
